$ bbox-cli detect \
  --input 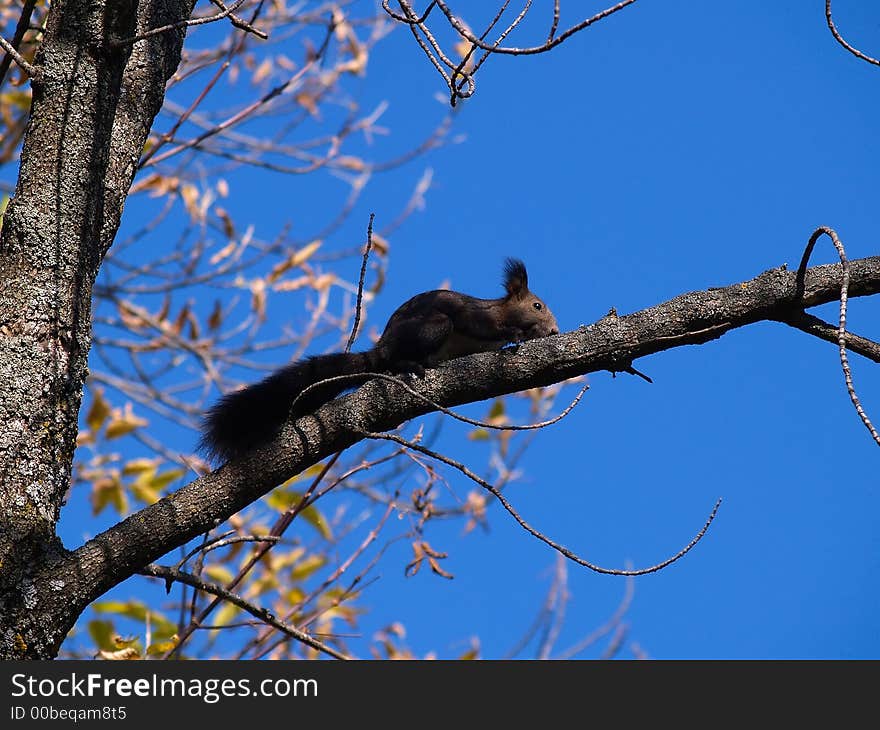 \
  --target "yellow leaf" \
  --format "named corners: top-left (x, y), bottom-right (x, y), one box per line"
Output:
top-left (335, 156), bottom-right (365, 171)
top-left (88, 620), bottom-right (117, 651)
top-left (92, 601), bottom-right (177, 638)
top-left (215, 207), bottom-right (235, 239)
top-left (85, 389), bottom-right (111, 432)
top-left (99, 647), bottom-right (141, 661)
top-left (467, 429), bottom-right (490, 441)
top-left (285, 587), bottom-right (306, 606)
top-left (272, 276), bottom-right (312, 293)
top-left (122, 458), bottom-right (160, 476)
top-left (204, 564), bottom-right (235, 584)
top-left (267, 241), bottom-right (322, 283)
top-left (253, 57), bottom-right (273, 84)
top-left (146, 636), bottom-right (179, 656)
top-left (91, 476), bottom-right (127, 516)
top-left (290, 554), bottom-right (326, 581)
top-left (113, 635), bottom-right (140, 649)
top-left (311, 273), bottom-right (335, 291)
top-left (210, 239), bottom-right (237, 266)
top-left (129, 480), bottom-right (160, 505)
top-left (149, 468), bottom-right (185, 491)
top-left (370, 233), bottom-right (389, 256)
top-left (295, 91), bottom-right (318, 116)
top-left (116, 299), bottom-right (146, 331)
top-left (180, 183), bottom-right (200, 220)
top-left (246, 574), bottom-right (279, 597)
top-left (171, 303), bottom-right (191, 336)
top-left (488, 399), bottom-right (506, 420)
top-left (454, 37), bottom-right (475, 63)
top-left (207, 300), bottom-right (224, 331)
top-left (1, 90), bottom-right (31, 112)
top-left (105, 404), bottom-right (148, 440)
top-left (130, 172), bottom-right (180, 197)
top-left (250, 279), bottom-right (267, 321)
top-left (213, 601), bottom-right (241, 629)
